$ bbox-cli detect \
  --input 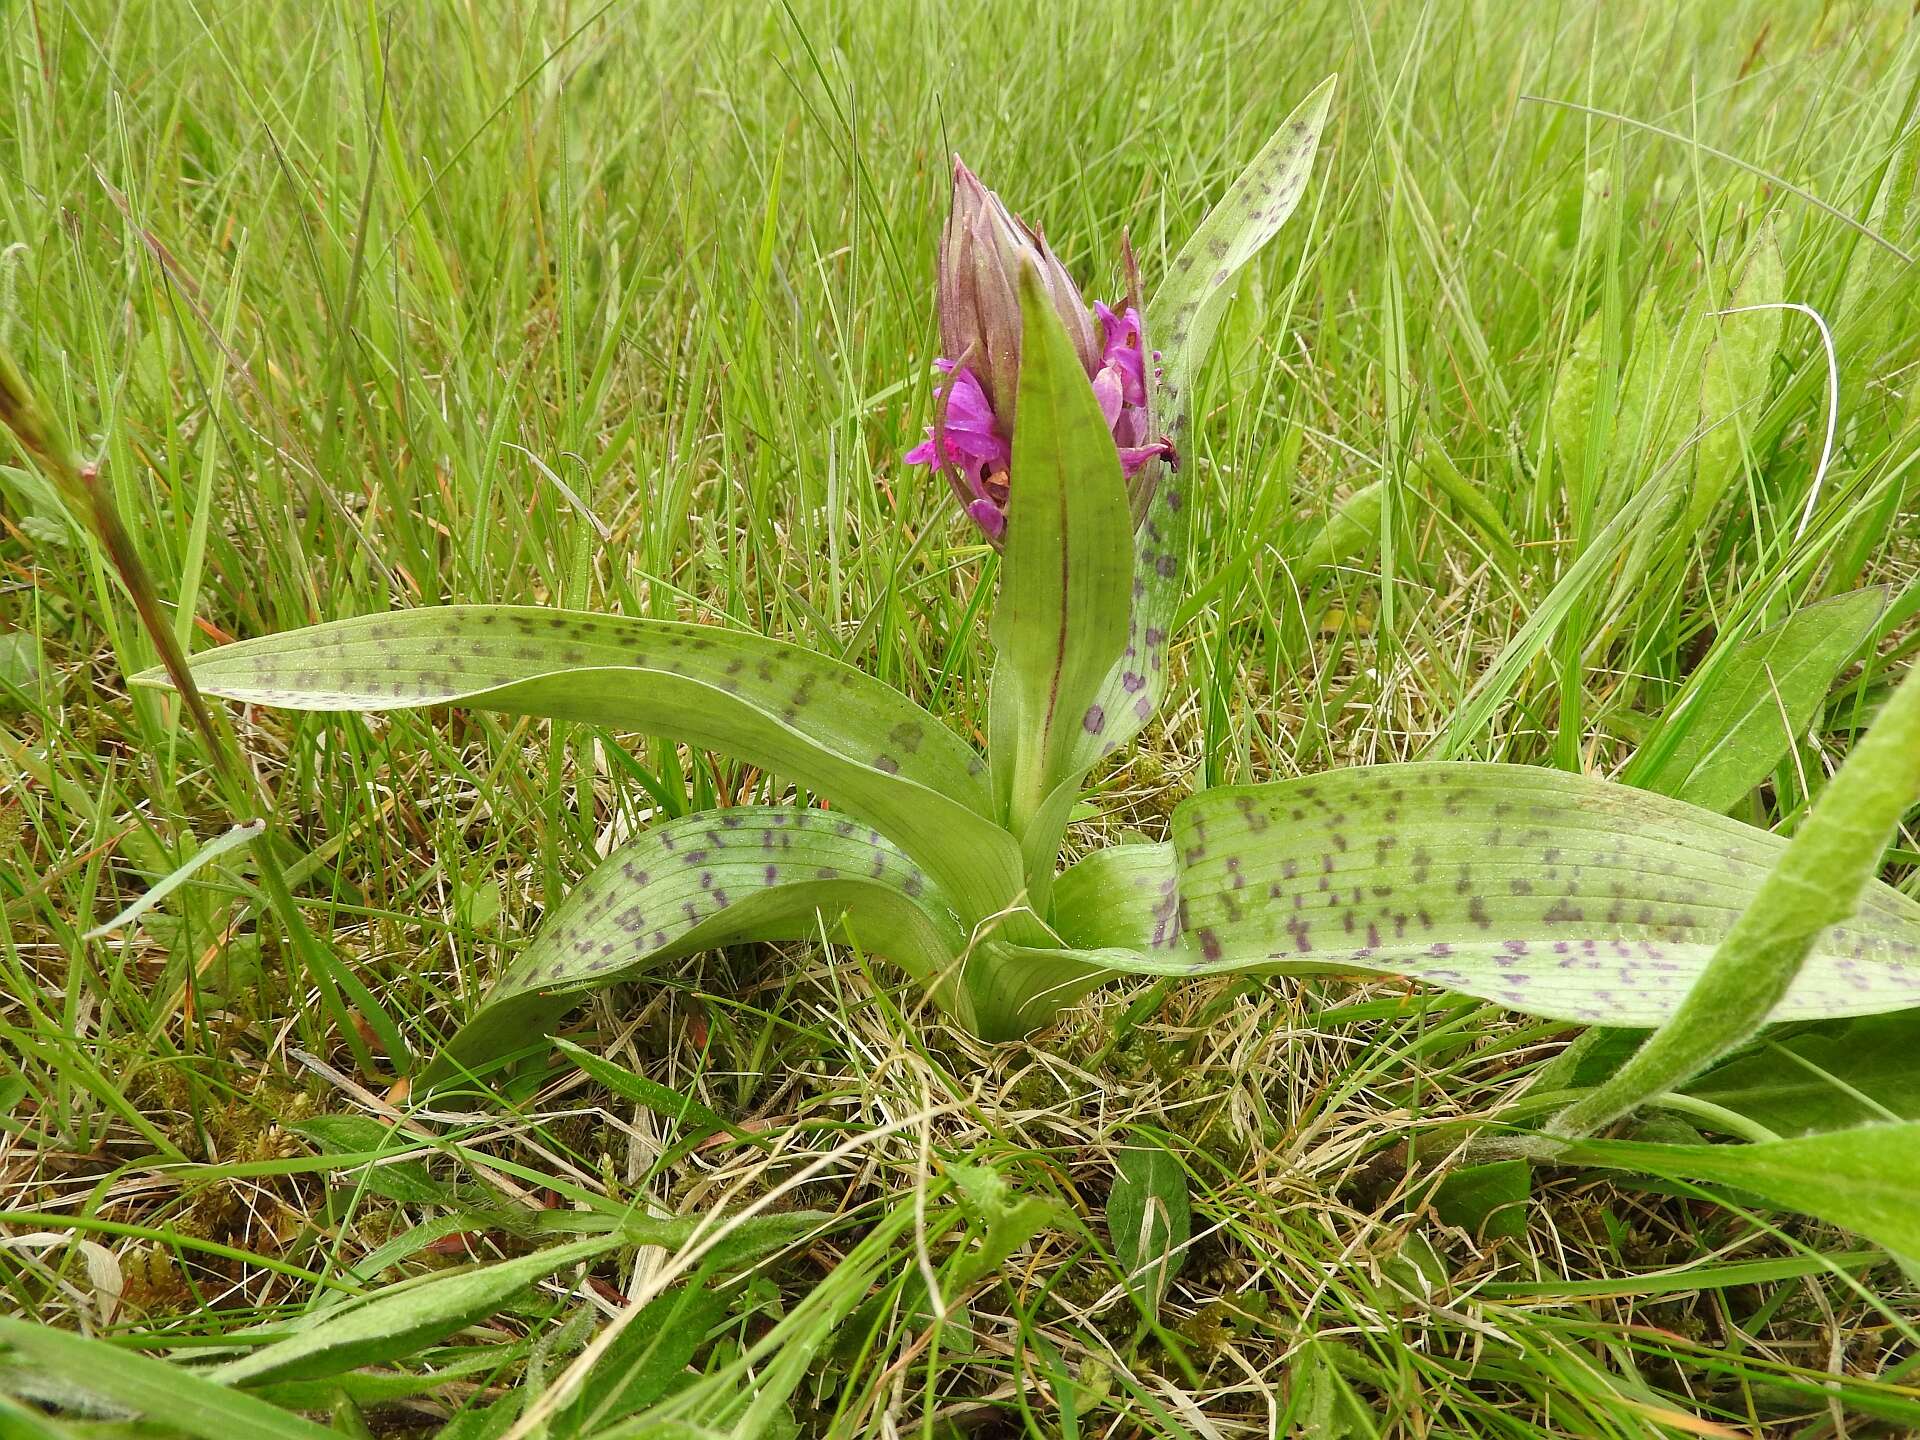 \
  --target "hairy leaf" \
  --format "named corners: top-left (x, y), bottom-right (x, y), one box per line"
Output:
top-left (1627, 587), bottom-right (1886, 812)
top-left (424, 807), bottom-right (967, 1085)
top-left (1070, 76), bottom-right (1335, 770)
top-left (216, 1235), bottom-right (620, 1385)
top-left (1114, 764), bottom-right (1920, 1027)
top-left (1564, 1122), bottom-right (1920, 1258)
top-left (0, 1320), bottom-right (337, 1440)
top-left (140, 607), bottom-right (1019, 923)
top-left (990, 264), bottom-right (1134, 841)
top-left (1549, 655), bottom-right (1920, 1138)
